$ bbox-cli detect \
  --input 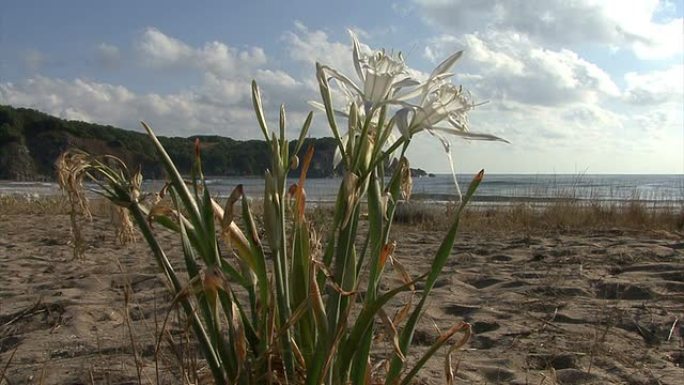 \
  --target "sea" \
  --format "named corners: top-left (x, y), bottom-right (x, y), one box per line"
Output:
top-left (2, 174), bottom-right (682, 207)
